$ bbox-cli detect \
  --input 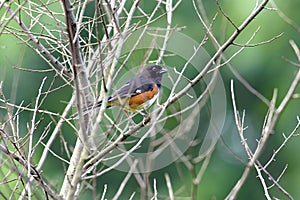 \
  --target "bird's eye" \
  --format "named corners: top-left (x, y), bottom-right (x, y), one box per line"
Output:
top-left (152, 67), bottom-right (157, 71)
